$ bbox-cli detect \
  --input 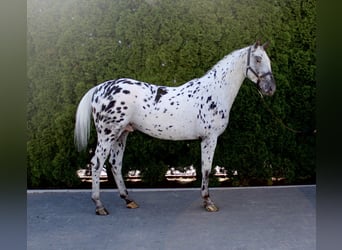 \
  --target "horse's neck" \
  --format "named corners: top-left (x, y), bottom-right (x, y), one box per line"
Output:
top-left (200, 47), bottom-right (247, 109)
